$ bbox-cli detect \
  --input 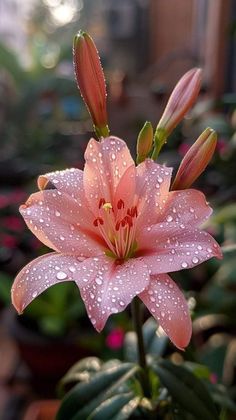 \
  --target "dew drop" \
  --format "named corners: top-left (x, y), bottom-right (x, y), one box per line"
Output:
top-left (95, 278), bottom-right (103, 285)
top-left (55, 211), bottom-right (61, 217)
top-left (181, 262), bottom-right (188, 268)
top-left (56, 271), bottom-right (67, 280)
top-left (192, 256), bottom-right (199, 264)
top-left (32, 291), bottom-right (38, 298)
